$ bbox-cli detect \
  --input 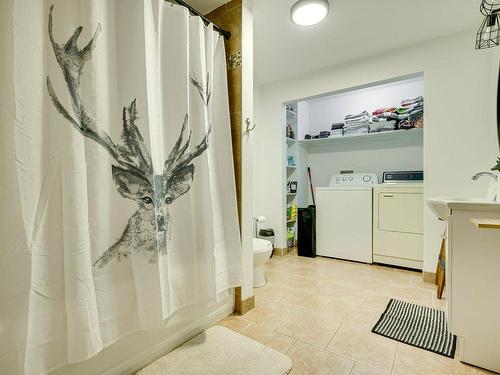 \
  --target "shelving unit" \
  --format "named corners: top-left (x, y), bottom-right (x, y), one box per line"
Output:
top-left (285, 103), bottom-right (298, 252)
top-left (299, 128), bottom-right (423, 152)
